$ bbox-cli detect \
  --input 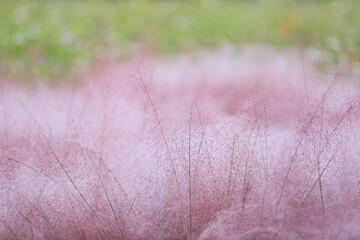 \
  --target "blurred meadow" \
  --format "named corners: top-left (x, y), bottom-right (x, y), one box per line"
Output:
top-left (1, 0), bottom-right (360, 81)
